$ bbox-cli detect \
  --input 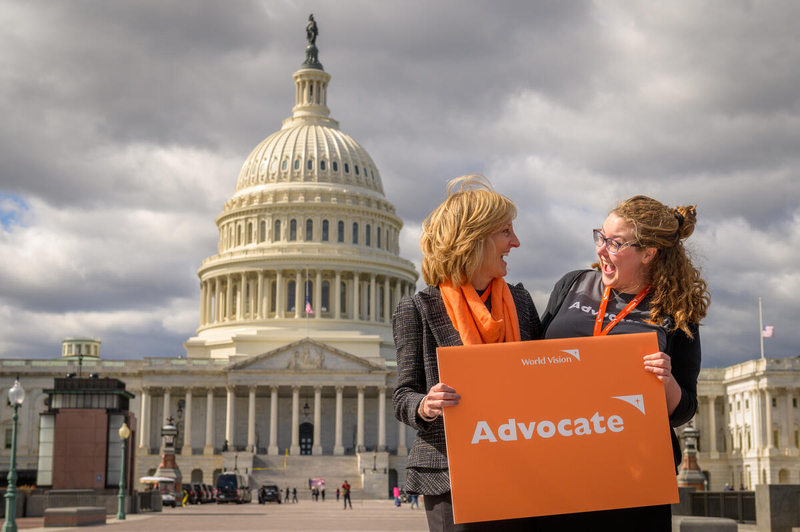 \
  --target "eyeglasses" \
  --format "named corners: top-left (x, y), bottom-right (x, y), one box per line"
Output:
top-left (593, 229), bottom-right (641, 255)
